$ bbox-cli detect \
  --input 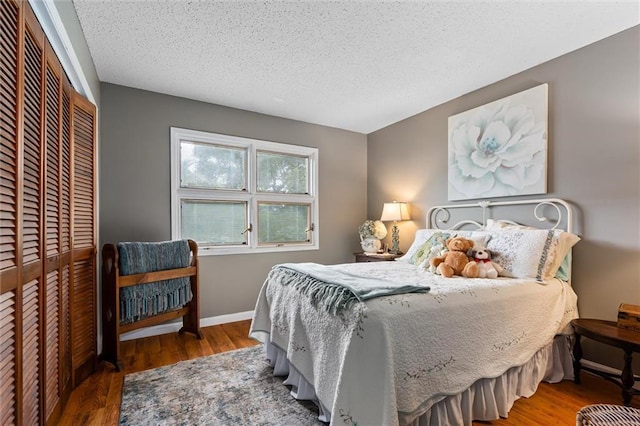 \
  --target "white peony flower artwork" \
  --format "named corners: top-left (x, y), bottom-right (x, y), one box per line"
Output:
top-left (448, 84), bottom-right (548, 201)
